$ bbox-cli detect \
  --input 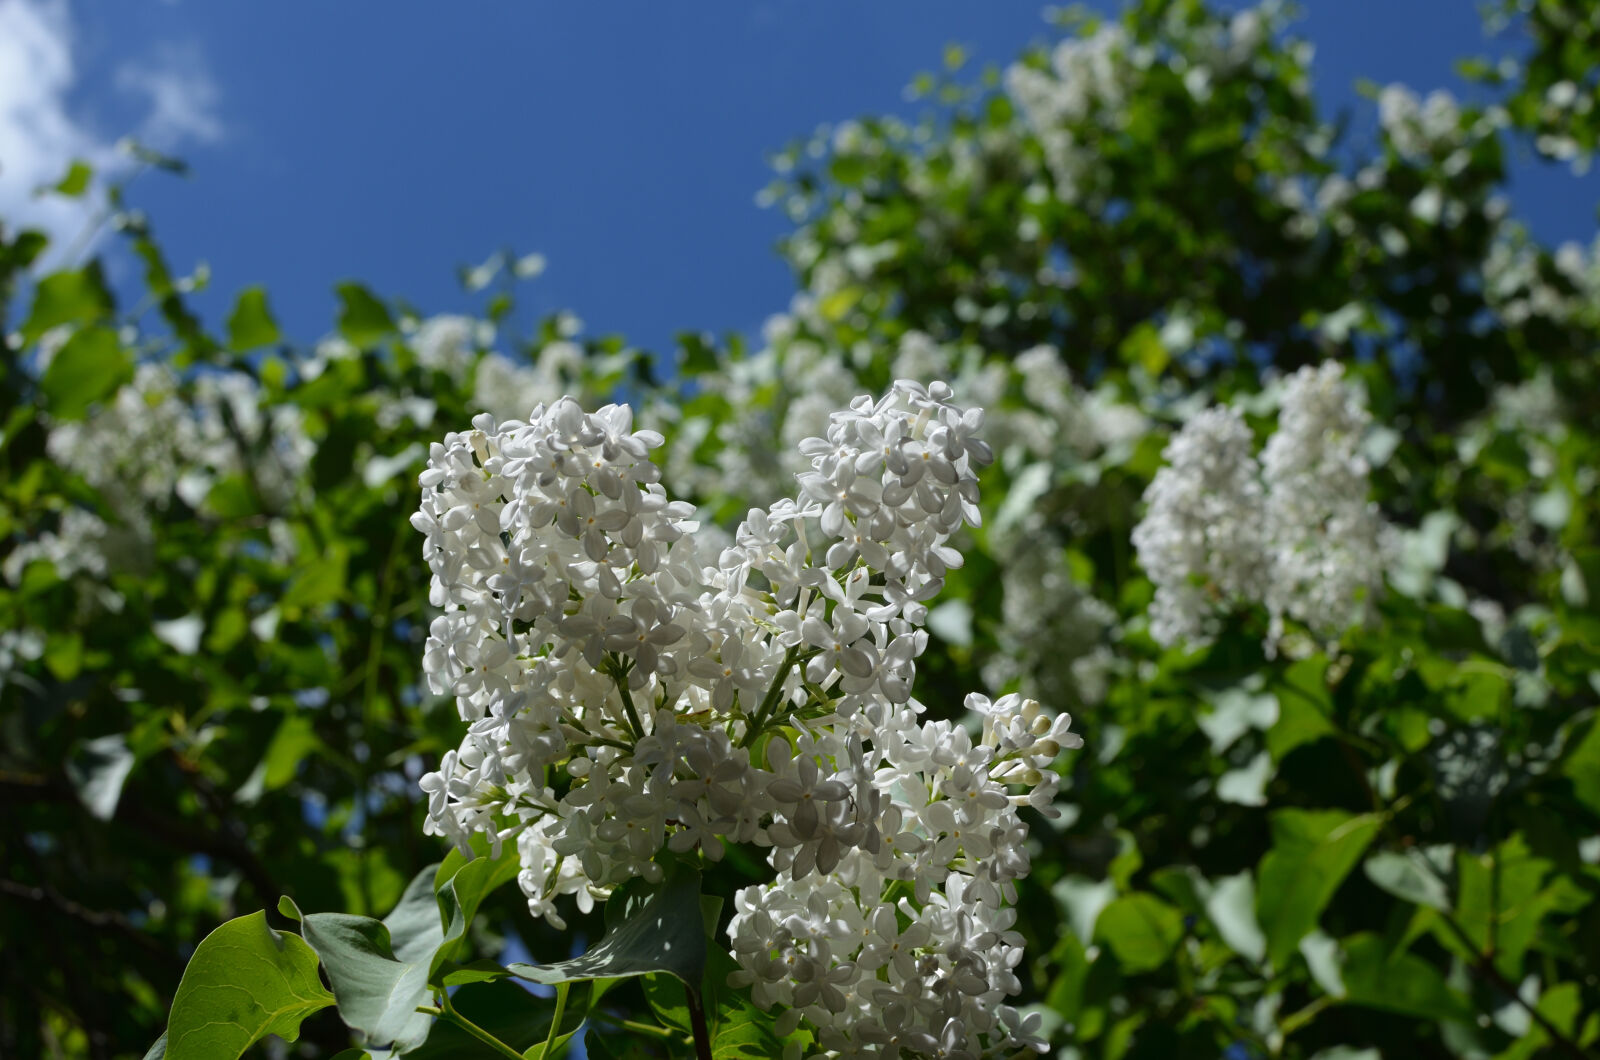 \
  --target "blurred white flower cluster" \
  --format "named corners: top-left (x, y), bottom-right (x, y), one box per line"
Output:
top-left (6, 363), bottom-right (314, 586)
top-left (1007, 4), bottom-right (1289, 204)
top-left (1132, 362), bottom-right (1387, 651)
top-left (413, 381), bottom-right (1081, 1057)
